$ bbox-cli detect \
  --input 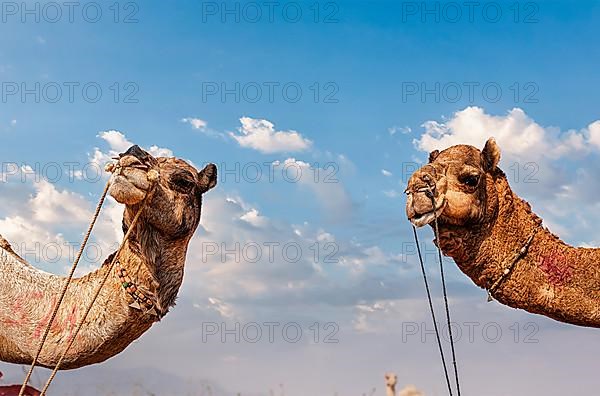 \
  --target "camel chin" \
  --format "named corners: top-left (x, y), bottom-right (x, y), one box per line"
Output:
top-left (407, 196), bottom-right (446, 227)
top-left (108, 174), bottom-right (148, 205)
top-left (409, 209), bottom-right (437, 228)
